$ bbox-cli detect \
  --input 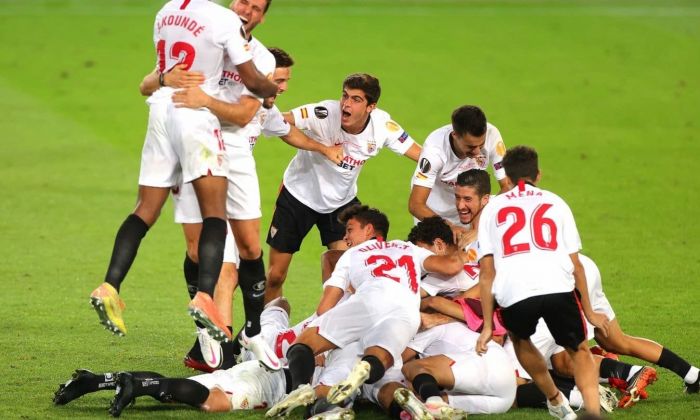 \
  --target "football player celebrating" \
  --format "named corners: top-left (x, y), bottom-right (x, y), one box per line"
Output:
top-left (476, 145), bottom-right (610, 420)
top-left (409, 105), bottom-right (511, 234)
top-left (264, 73), bottom-right (422, 303)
